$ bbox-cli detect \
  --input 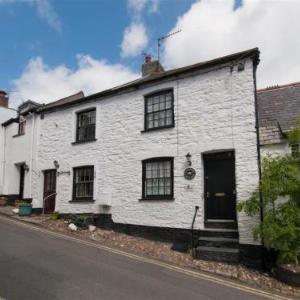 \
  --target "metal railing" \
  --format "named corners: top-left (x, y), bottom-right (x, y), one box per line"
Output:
top-left (191, 205), bottom-right (199, 256)
top-left (42, 192), bottom-right (57, 216)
